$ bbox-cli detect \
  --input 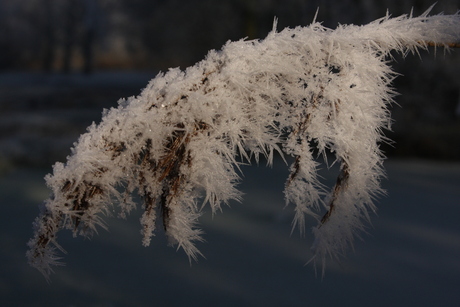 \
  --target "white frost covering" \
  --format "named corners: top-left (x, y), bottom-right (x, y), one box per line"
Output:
top-left (27, 7), bottom-right (460, 278)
